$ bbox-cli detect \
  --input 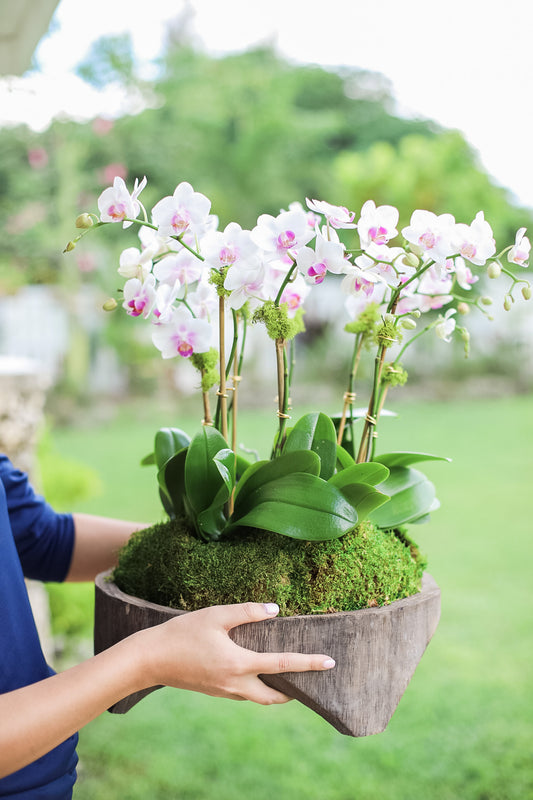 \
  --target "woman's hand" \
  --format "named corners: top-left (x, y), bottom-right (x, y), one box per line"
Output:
top-left (137, 601), bottom-right (336, 705)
